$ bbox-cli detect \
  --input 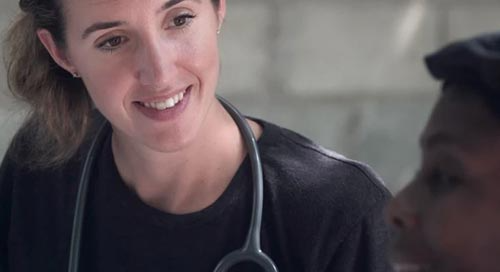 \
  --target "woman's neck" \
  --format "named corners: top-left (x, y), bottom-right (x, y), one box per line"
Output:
top-left (111, 101), bottom-right (260, 214)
